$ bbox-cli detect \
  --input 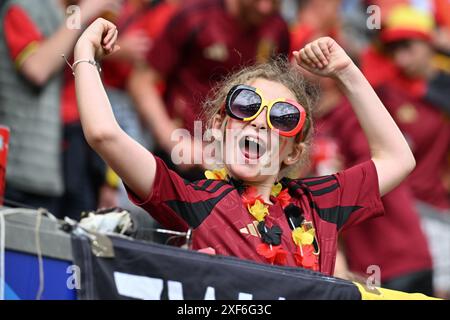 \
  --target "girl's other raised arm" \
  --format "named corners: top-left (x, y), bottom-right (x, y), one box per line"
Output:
top-left (294, 37), bottom-right (416, 196)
